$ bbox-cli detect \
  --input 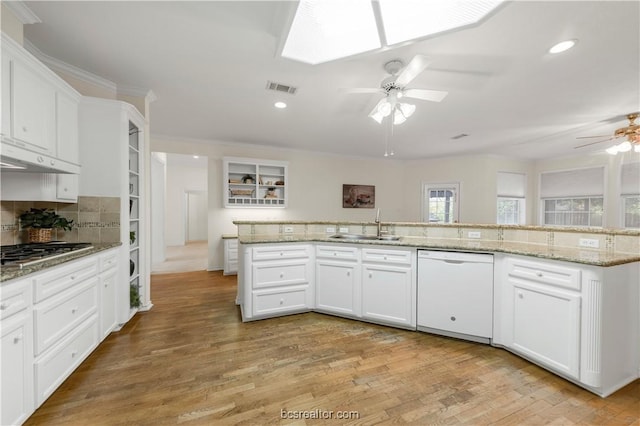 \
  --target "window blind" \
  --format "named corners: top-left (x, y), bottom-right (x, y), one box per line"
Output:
top-left (540, 167), bottom-right (604, 198)
top-left (621, 162), bottom-right (640, 195)
top-left (497, 172), bottom-right (526, 198)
